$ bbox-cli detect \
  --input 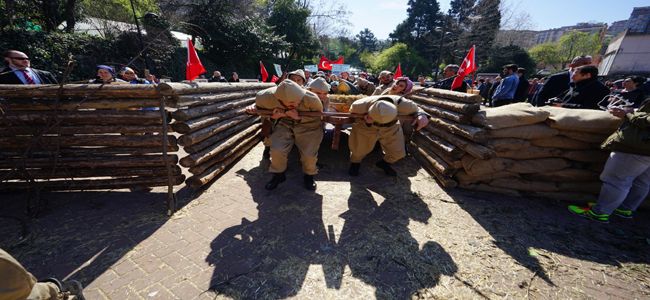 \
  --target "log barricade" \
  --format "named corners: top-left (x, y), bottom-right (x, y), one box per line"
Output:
top-left (159, 82), bottom-right (274, 190)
